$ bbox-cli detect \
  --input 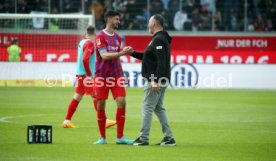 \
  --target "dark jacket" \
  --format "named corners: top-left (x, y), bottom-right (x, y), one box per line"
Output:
top-left (131, 30), bottom-right (172, 83)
